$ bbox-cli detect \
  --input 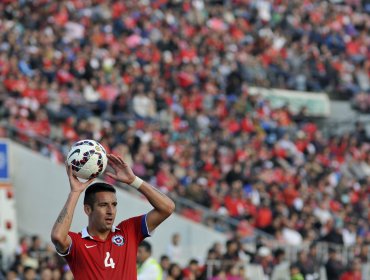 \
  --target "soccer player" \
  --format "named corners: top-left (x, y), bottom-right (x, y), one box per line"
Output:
top-left (51, 154), bottom-right (175, 280)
